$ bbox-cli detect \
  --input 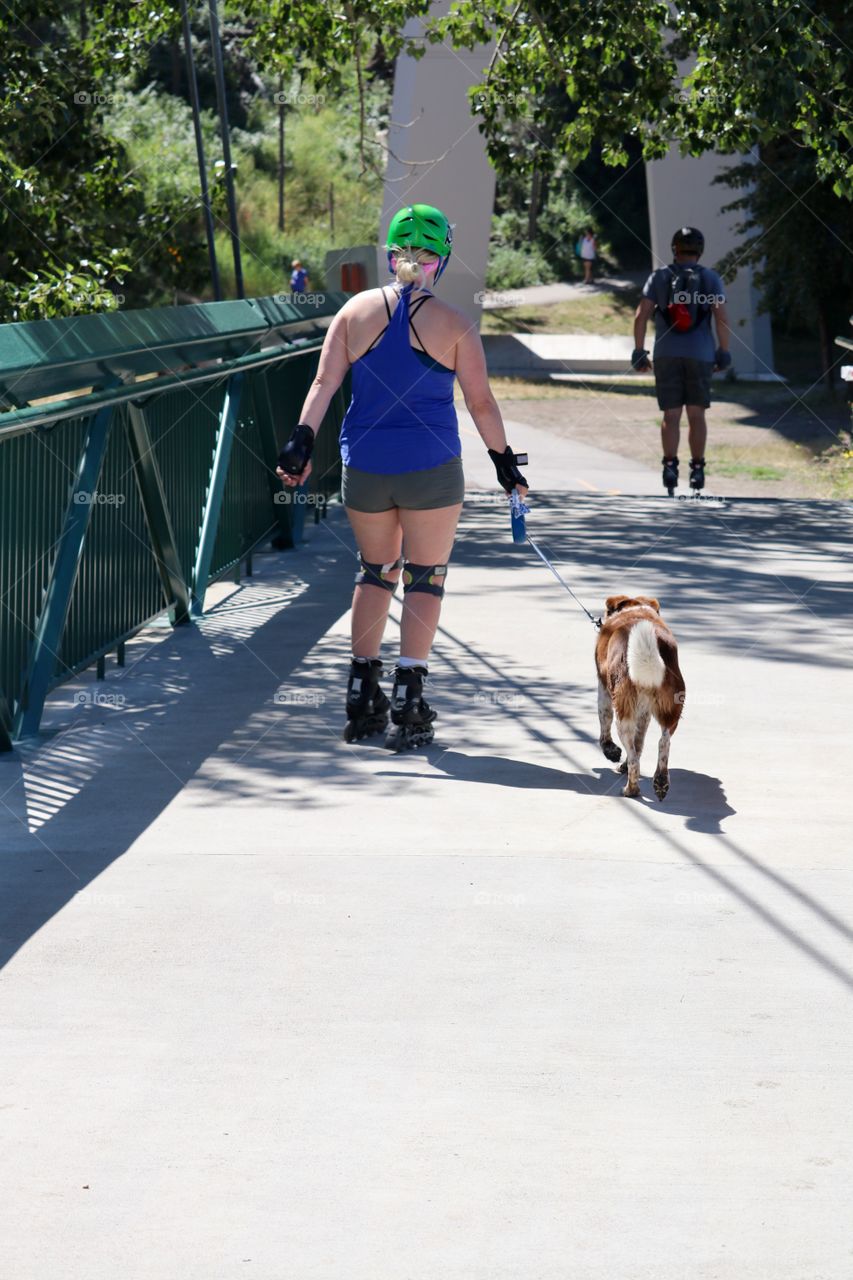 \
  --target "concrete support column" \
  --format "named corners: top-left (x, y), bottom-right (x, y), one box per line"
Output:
top-left (379, 4), bottom-right (495, 326)
top-left (646, 145), bottom-right (776, 377)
